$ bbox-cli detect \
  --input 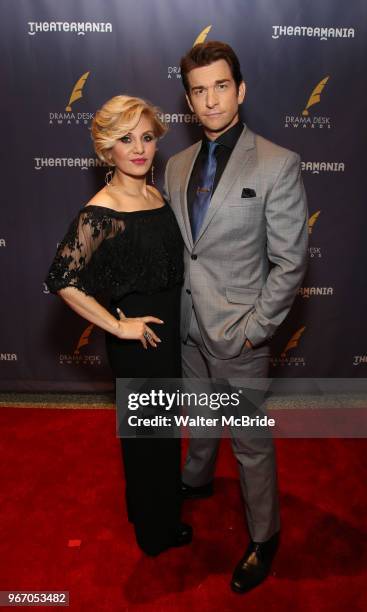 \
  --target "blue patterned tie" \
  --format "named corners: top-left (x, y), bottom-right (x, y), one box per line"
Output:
top-left (191, 141), bottom-right (218, 242)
